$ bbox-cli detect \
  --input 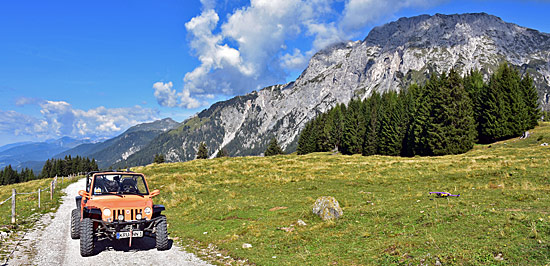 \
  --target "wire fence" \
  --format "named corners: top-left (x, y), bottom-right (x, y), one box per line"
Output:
top-left (0, 175), bottom-right (79, 224)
